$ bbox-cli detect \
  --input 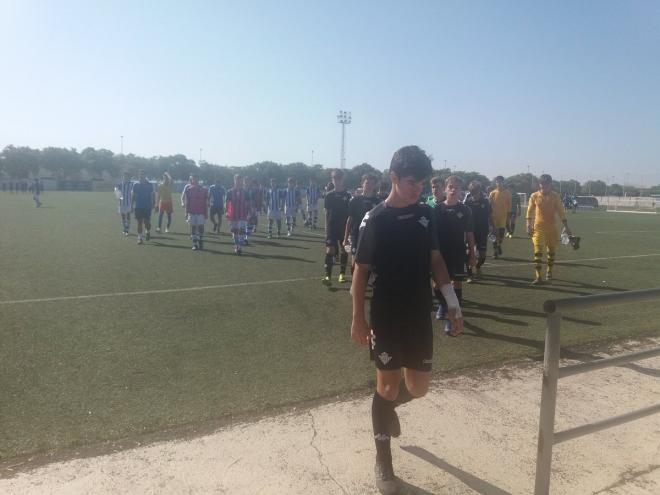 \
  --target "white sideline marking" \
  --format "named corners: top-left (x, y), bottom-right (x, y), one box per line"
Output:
top-left (0, 277), bottom-right (316, 306)
top-left (2, 253), bottom-right (660, 306)
top-left (594, 230), bottom-right (657, 234)
top-left (484, 252), bottom-right (660, 268)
